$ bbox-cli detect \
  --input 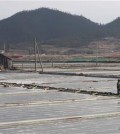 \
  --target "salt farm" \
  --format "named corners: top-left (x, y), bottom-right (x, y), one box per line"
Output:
top-left (0, 63), bottom-right (120, 134)
top-left (1, 2), bottom-right (120, 134)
